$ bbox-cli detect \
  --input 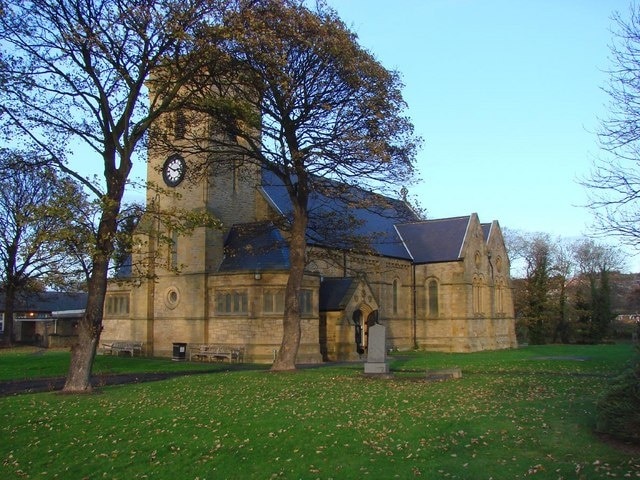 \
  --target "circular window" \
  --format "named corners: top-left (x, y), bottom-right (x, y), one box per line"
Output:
top-left (165, 287), bottom-right (180, 309)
